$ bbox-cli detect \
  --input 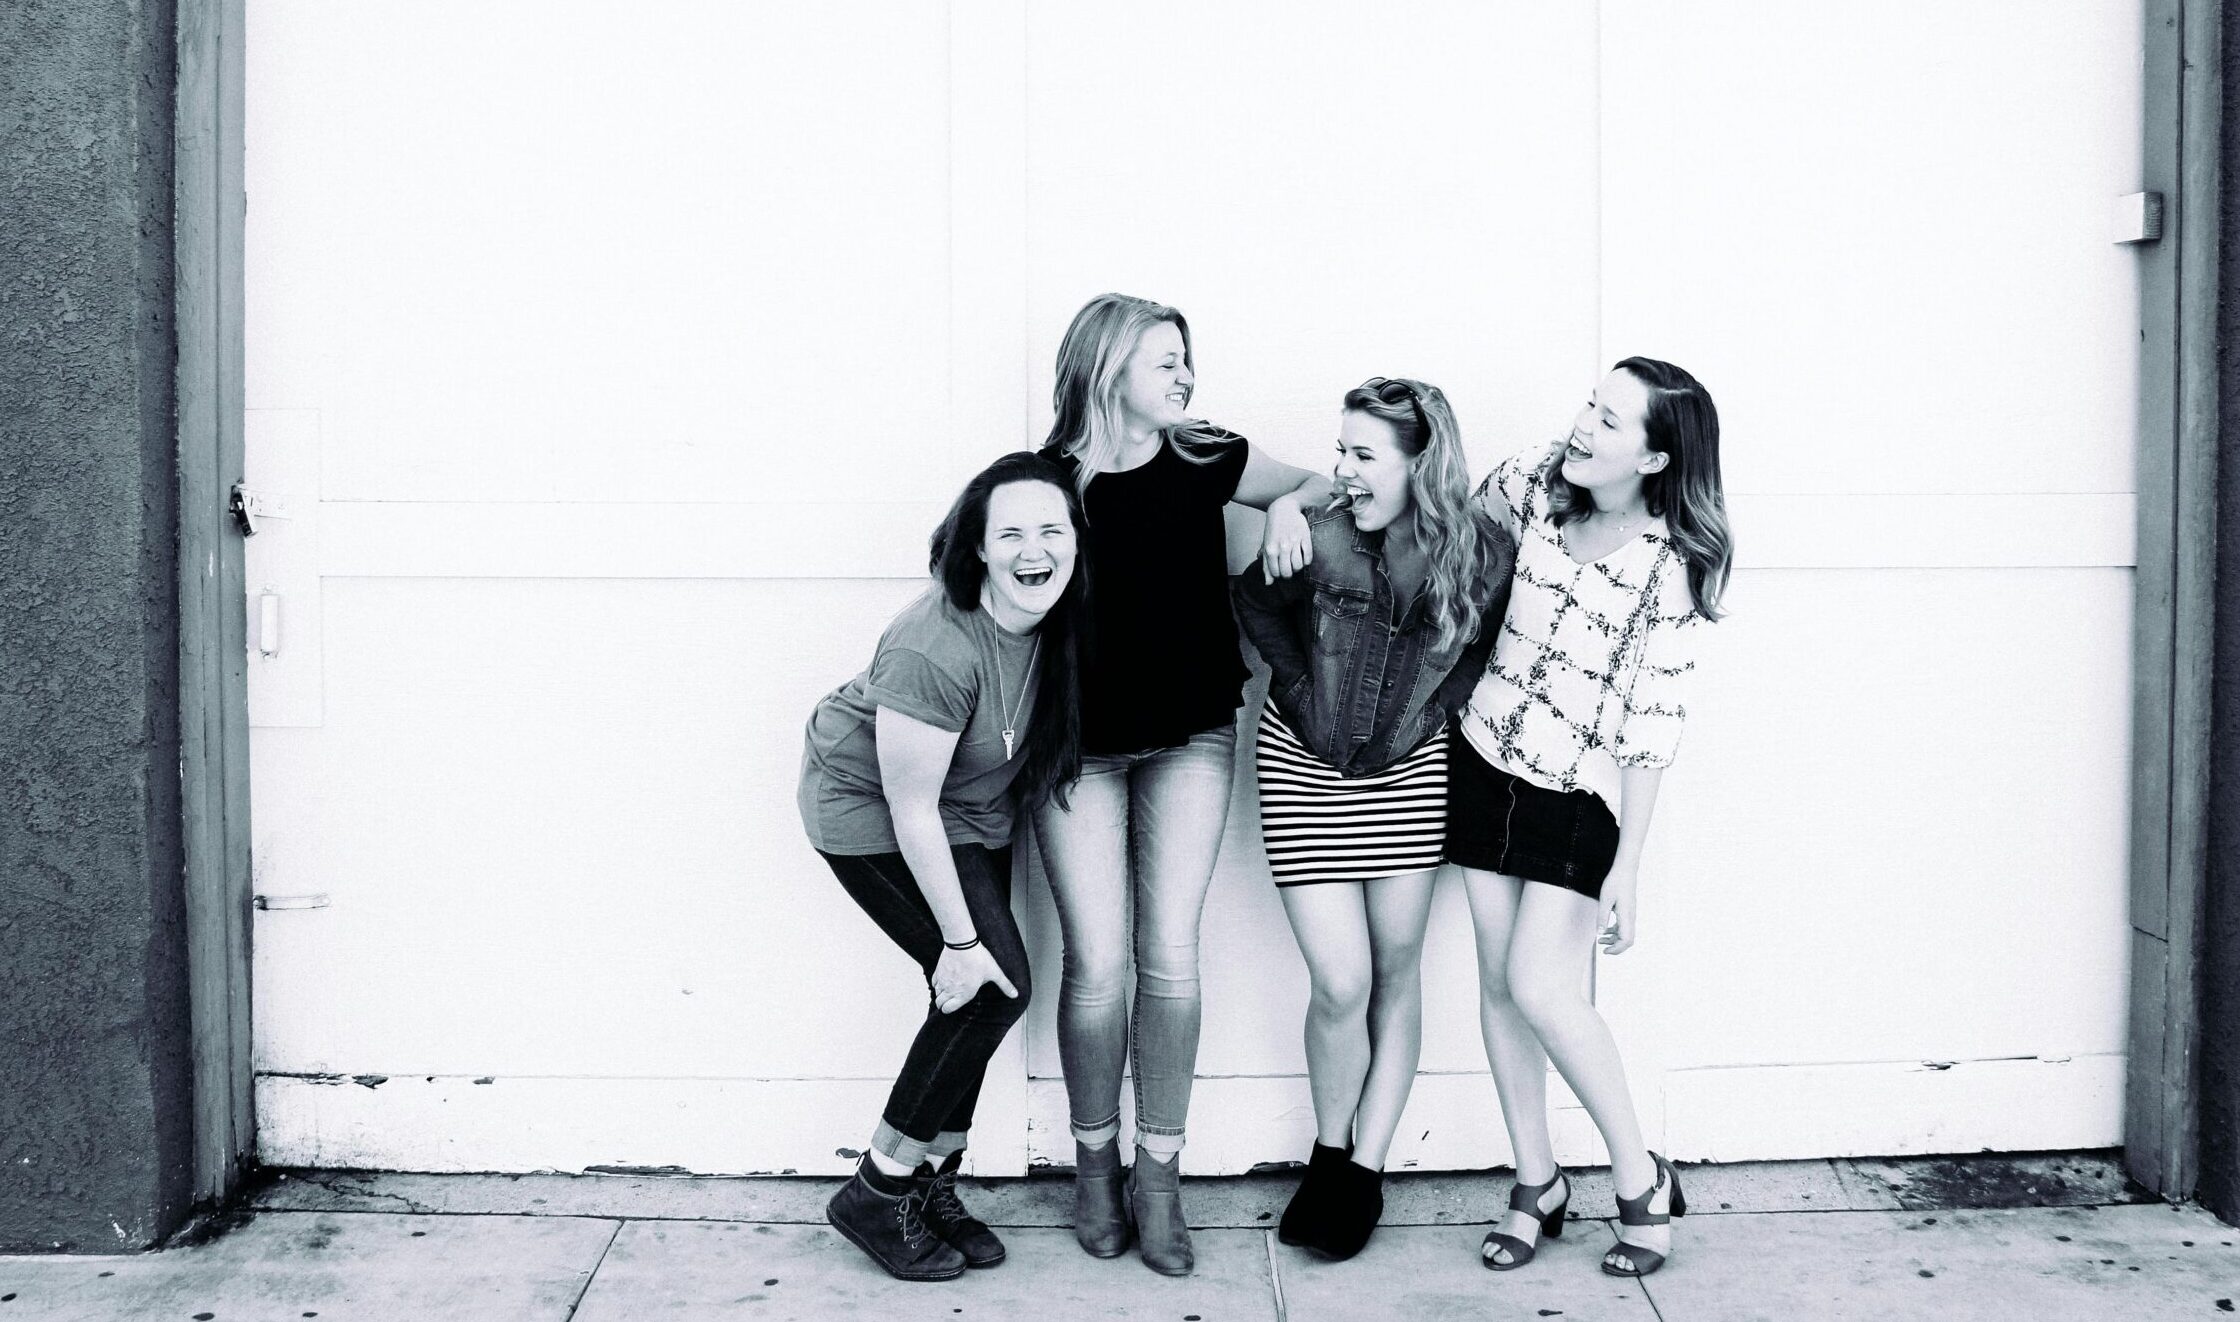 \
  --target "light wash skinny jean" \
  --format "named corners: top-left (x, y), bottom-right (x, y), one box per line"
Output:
top-left (1033, 724), bottom-right (1236, 1158)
